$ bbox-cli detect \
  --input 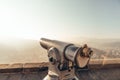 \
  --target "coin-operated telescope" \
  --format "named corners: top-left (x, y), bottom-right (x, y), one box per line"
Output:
top-left (40, 38), bottom-right (93, 80)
